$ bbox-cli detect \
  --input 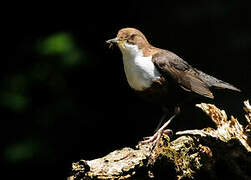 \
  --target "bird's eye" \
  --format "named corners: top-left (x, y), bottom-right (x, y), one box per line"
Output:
top-left (130, 34), bottom-right (136, 39)
top-left (126, 39), bottom-right (134, 44)
top-left (126, 39), bottom-right (133, 44)
top-left (126, 34), bottom-right (136, 44)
